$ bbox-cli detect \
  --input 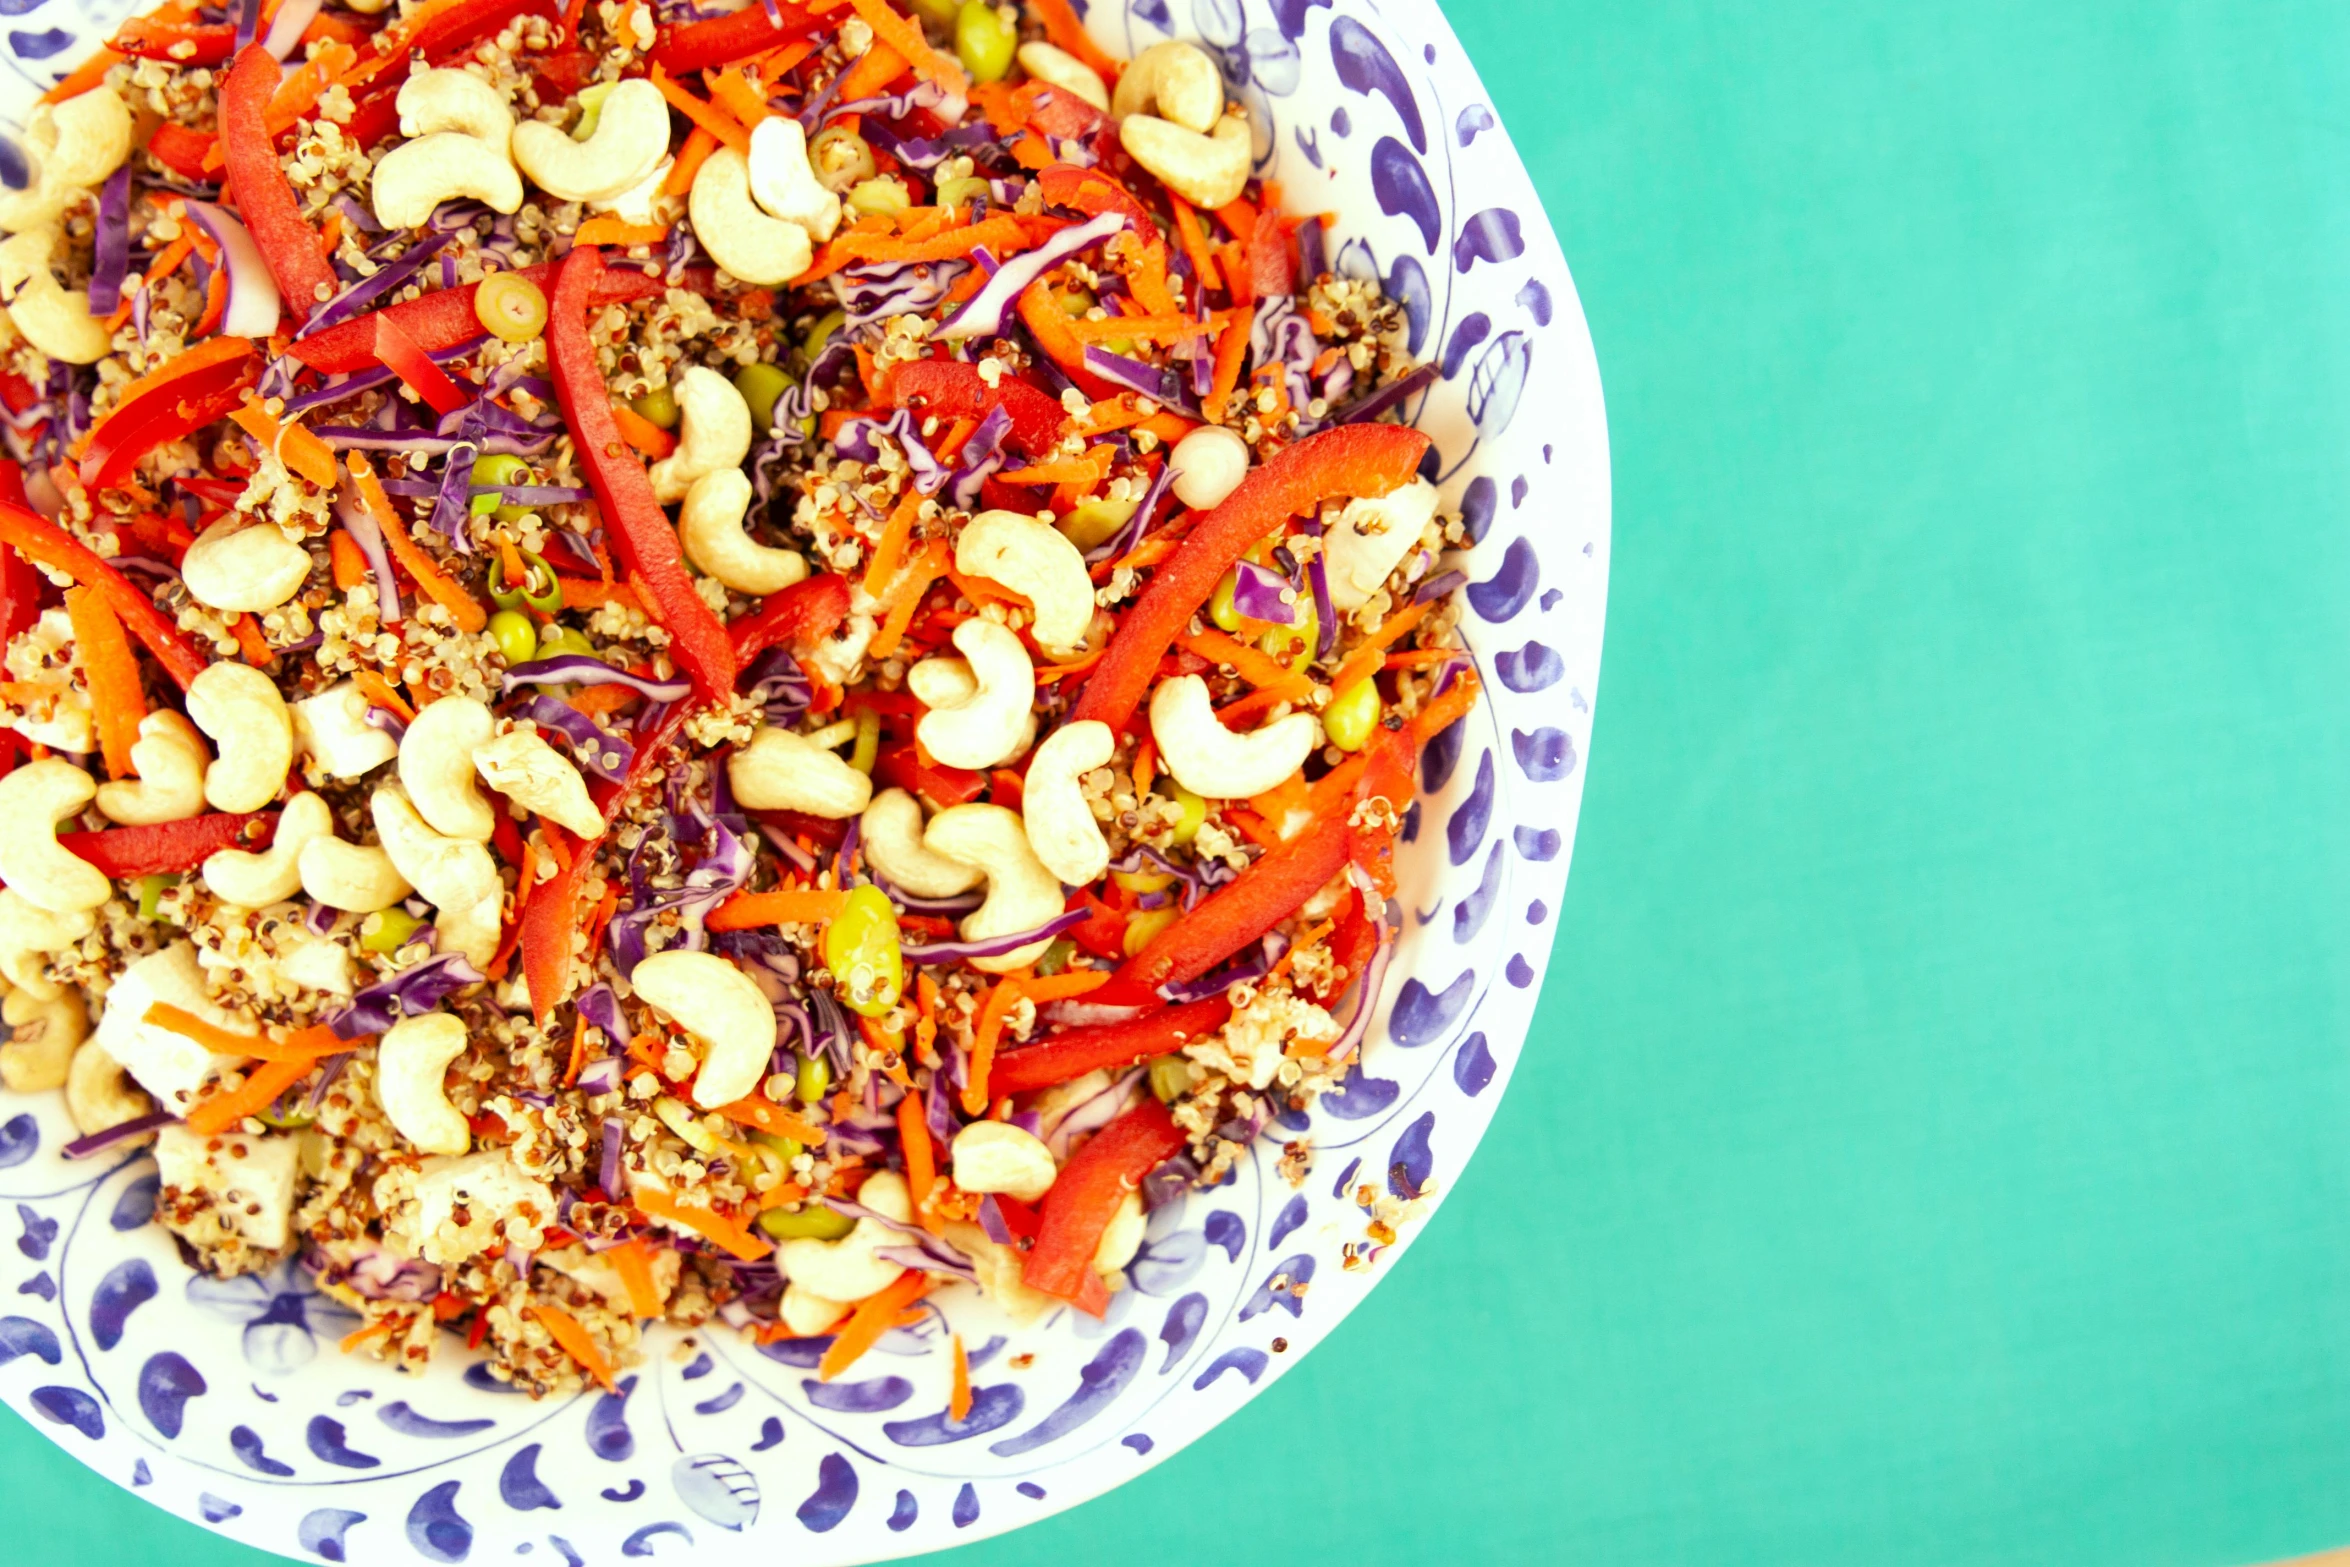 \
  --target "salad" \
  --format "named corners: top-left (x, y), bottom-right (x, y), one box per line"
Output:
top-left (0, 0), bottom-right (1477, 1397)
